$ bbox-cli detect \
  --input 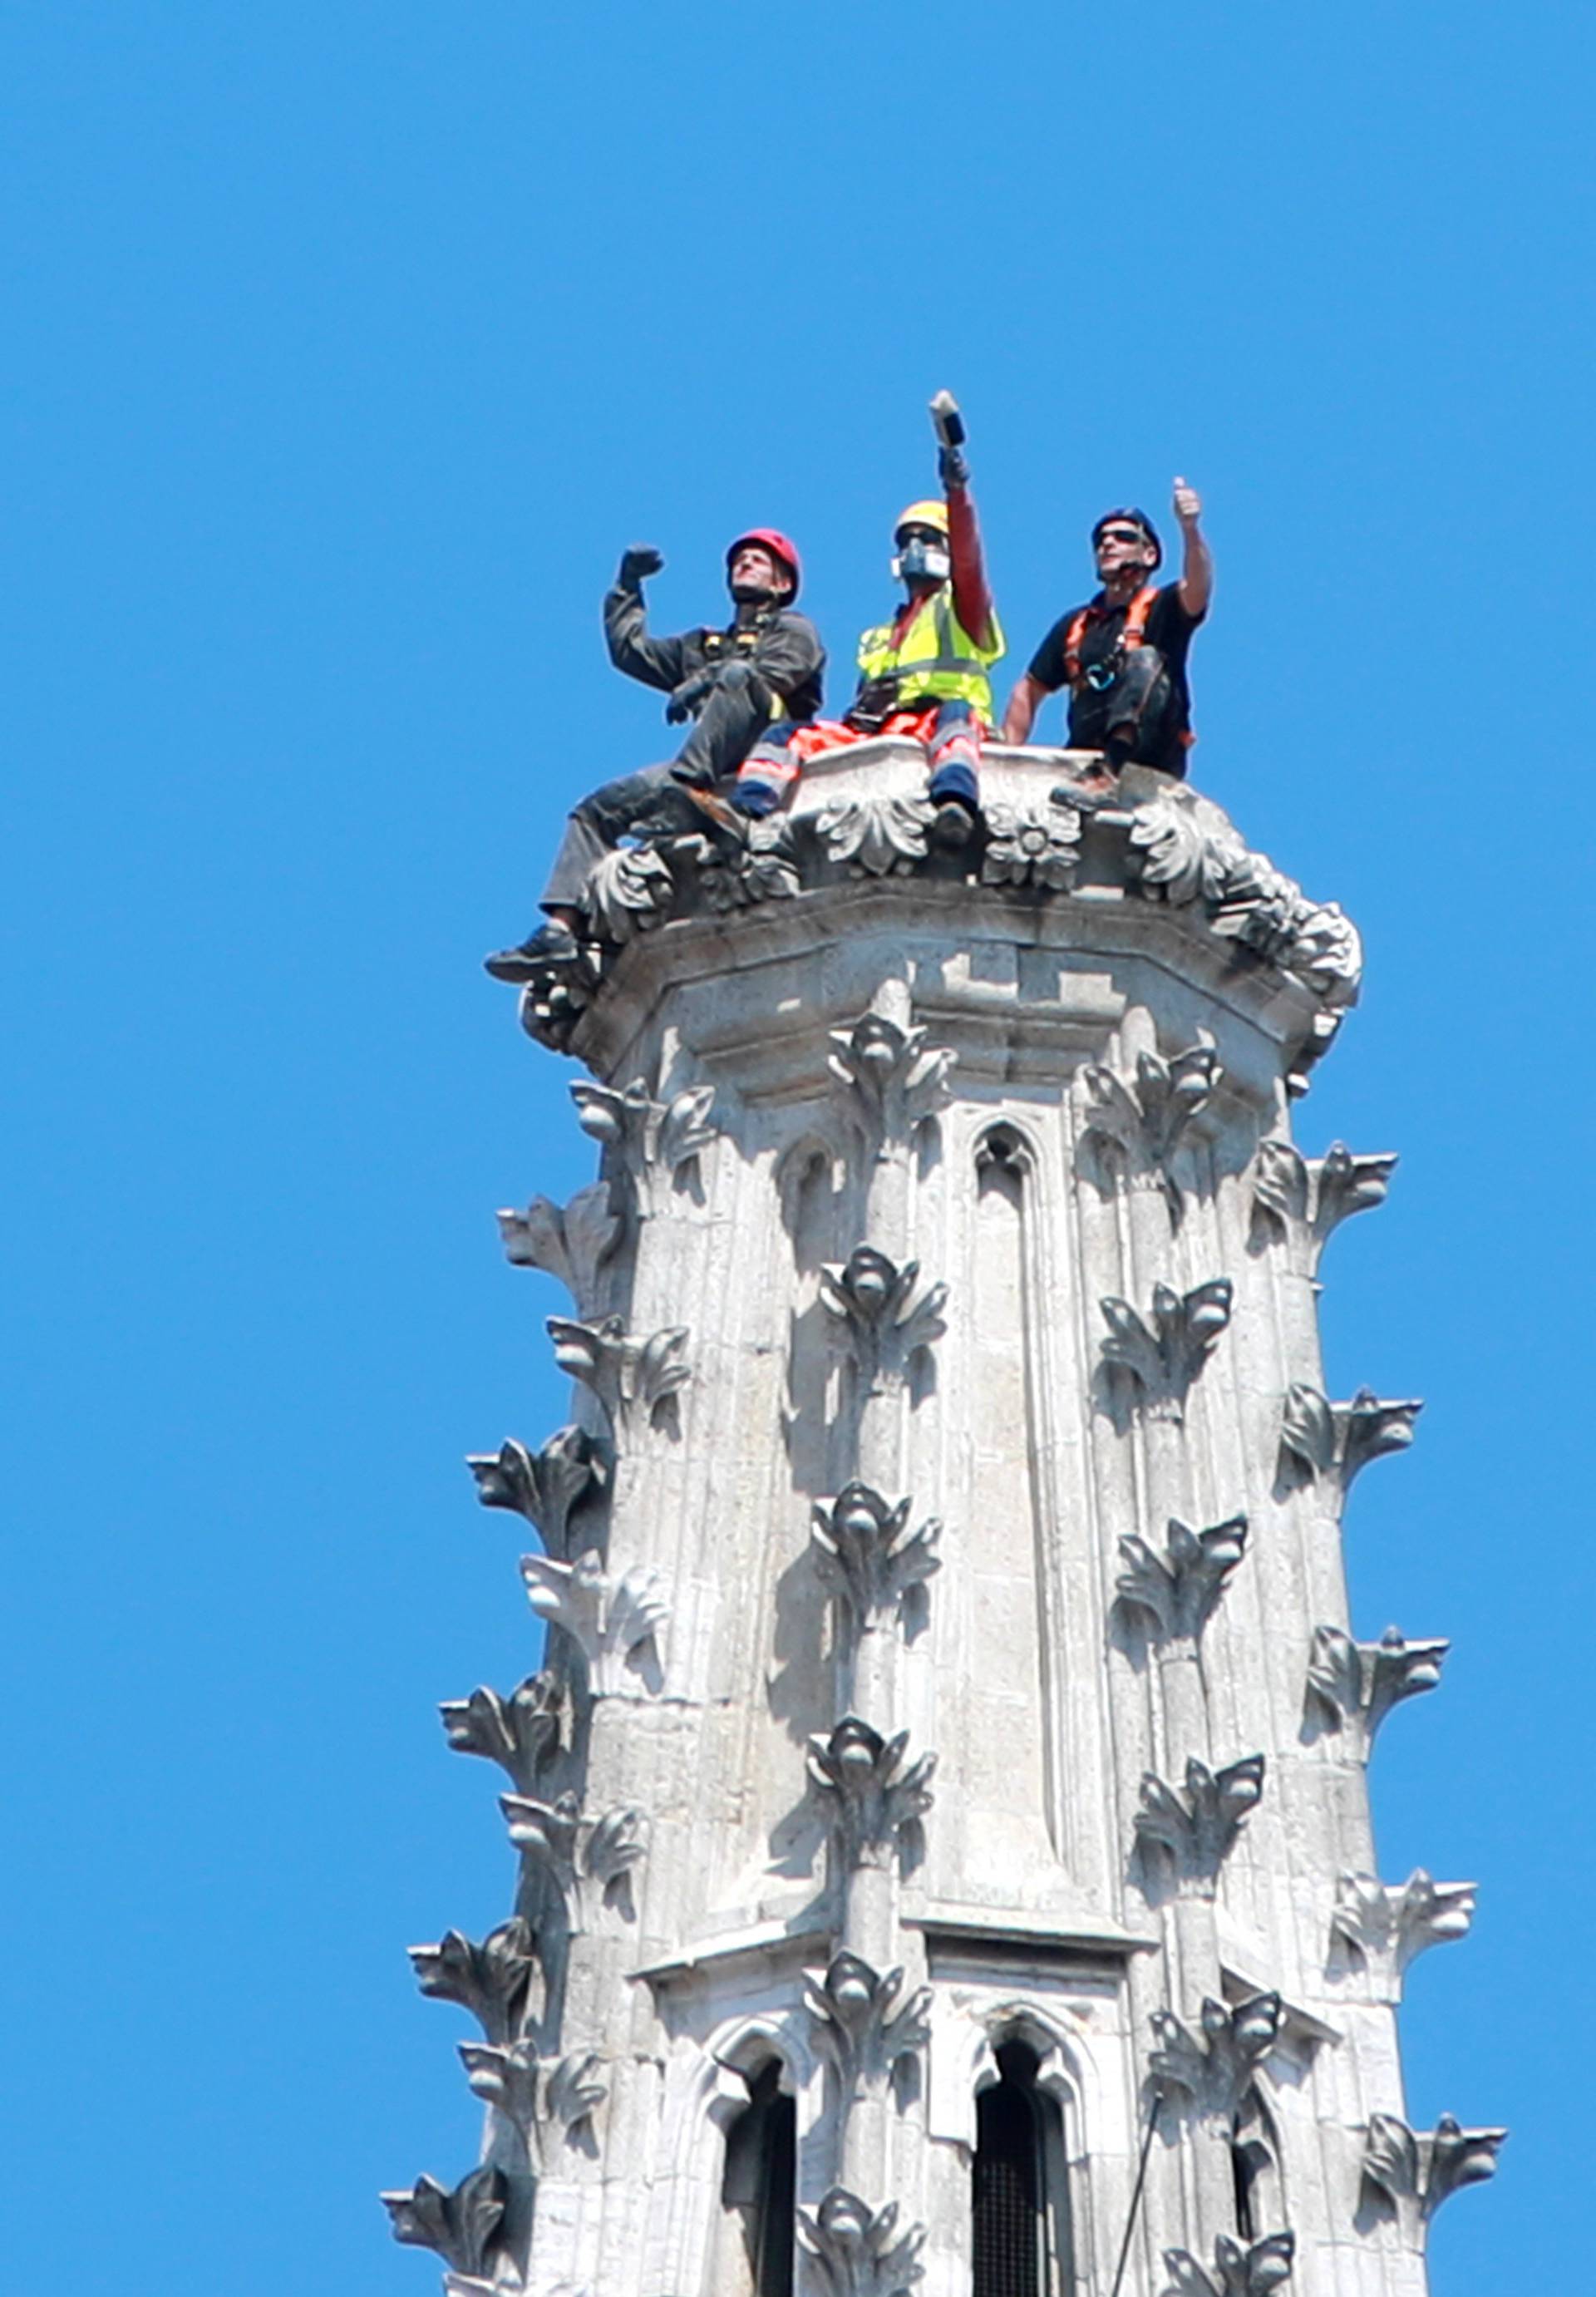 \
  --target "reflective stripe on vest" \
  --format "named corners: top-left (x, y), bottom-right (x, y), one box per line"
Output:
top-left (855, 589), bottom-right (1005, 717)
top-left (1062, 584), bottom-right (1159, 686)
